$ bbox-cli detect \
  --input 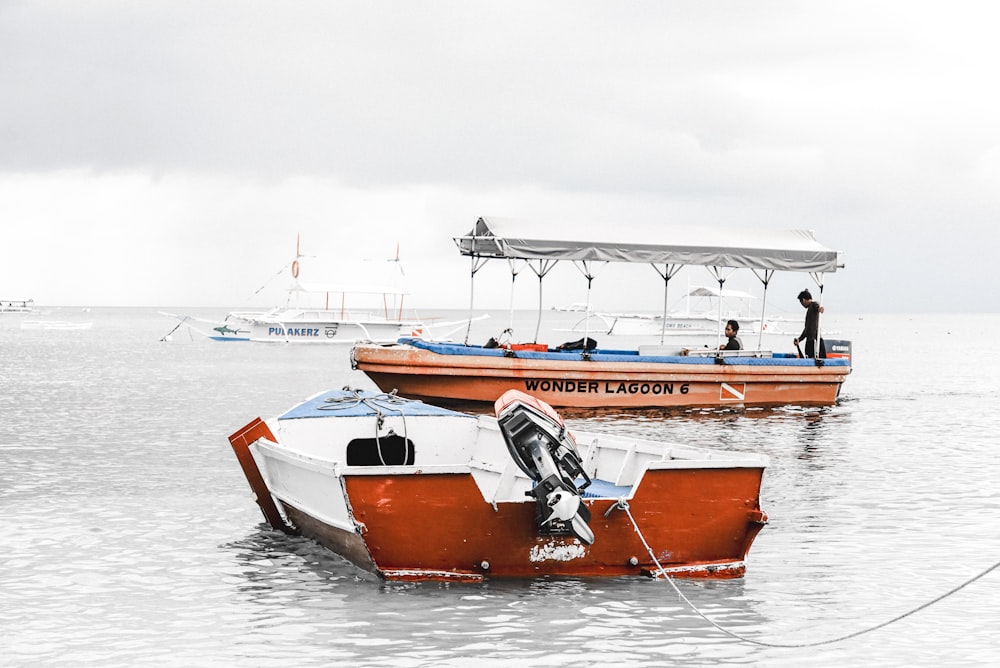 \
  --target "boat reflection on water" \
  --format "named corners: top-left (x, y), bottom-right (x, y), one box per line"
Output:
top-left (222, 523), bottom-right (775, 664)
